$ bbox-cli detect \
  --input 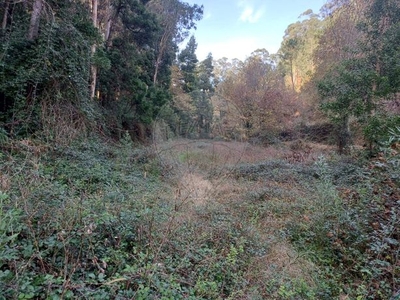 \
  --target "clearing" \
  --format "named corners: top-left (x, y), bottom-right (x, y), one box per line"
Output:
top-left (1, 137), bottom-right (398, 299)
